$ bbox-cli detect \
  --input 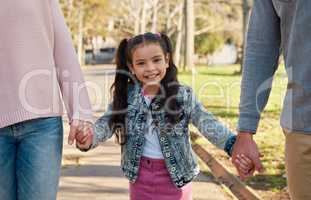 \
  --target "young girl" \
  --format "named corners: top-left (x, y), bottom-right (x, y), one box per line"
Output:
top-left (77, 32), bottom-right (253, 200)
